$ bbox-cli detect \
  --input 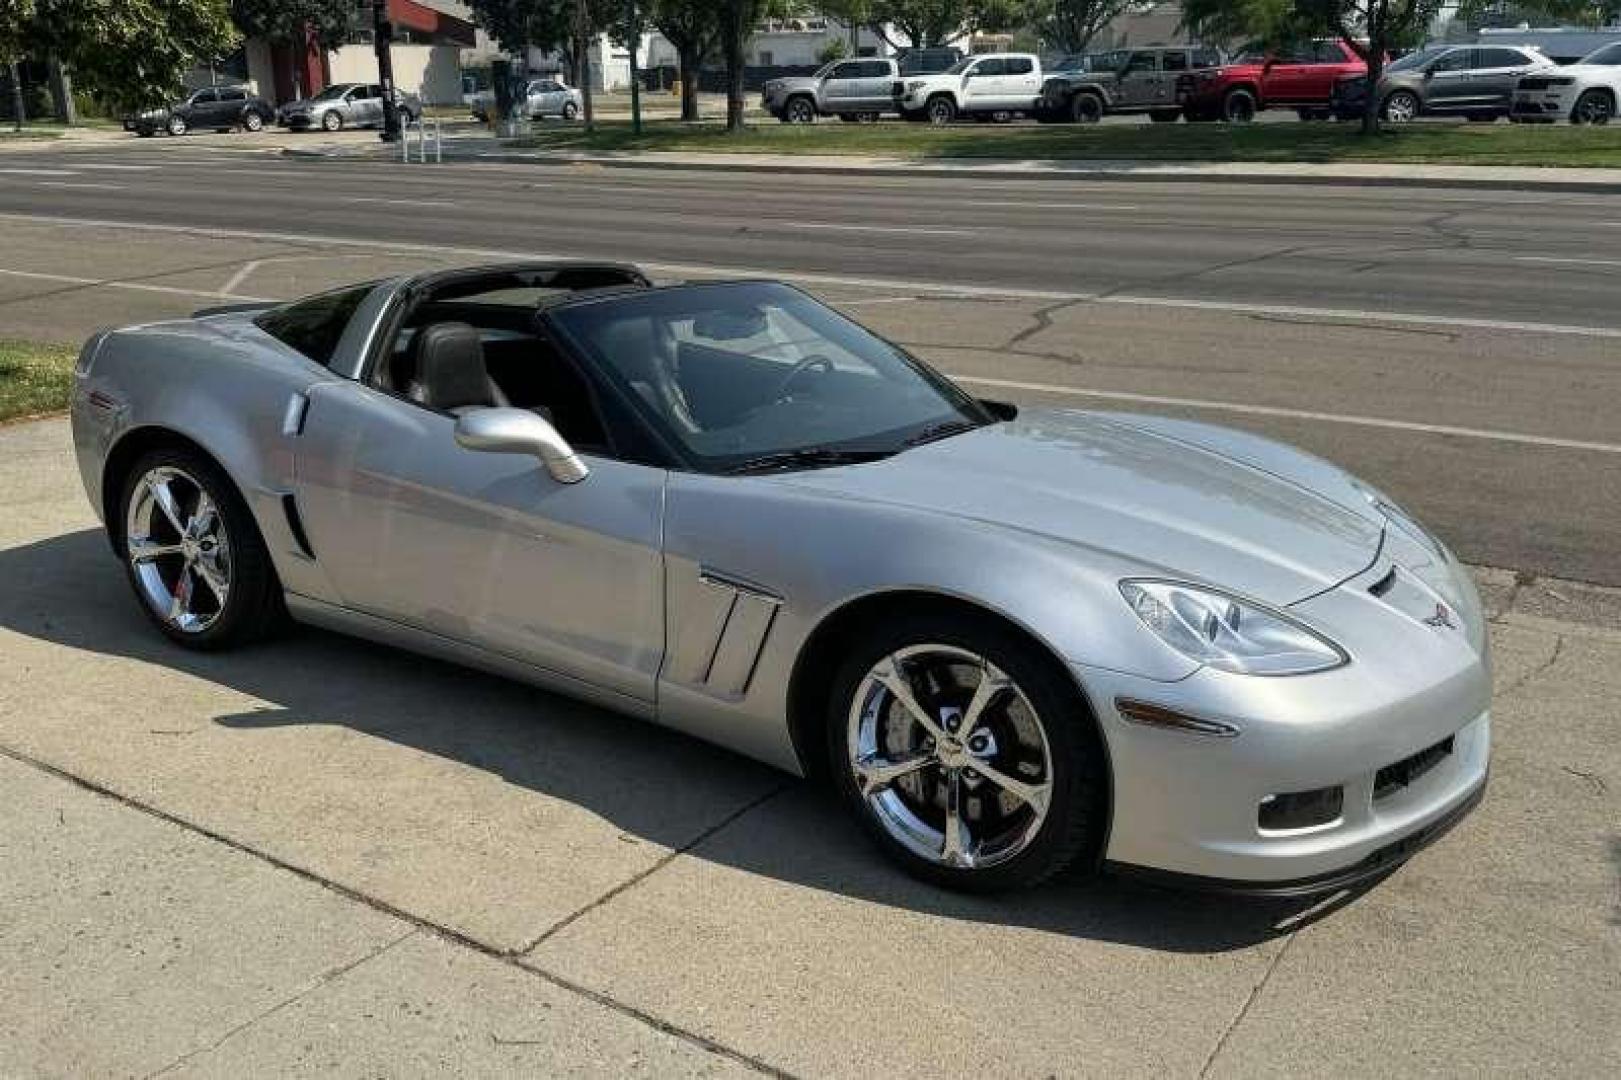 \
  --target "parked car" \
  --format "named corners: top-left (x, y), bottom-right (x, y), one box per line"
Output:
top-left (72, 262), bottom-right (1491, 895)
top-left (1512, 40), bottom-right (1621, 124)
top-left (277, 83), bottom-right (420, 132)
top-left (1178, 40), bottom-right (1368, 122)
top-left (1038, 46), bottom-right (1226, 124)
top-left (896, 53), bottom-right (1045, 124)
top-left (1333, 44), bottom-right (1554, 123)
top-left (763, 58), bottom-right (901, 123)
top-left (470, 77), bottom-right (583, 122)
top-left (130, 86), bottom-right (275, 137)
